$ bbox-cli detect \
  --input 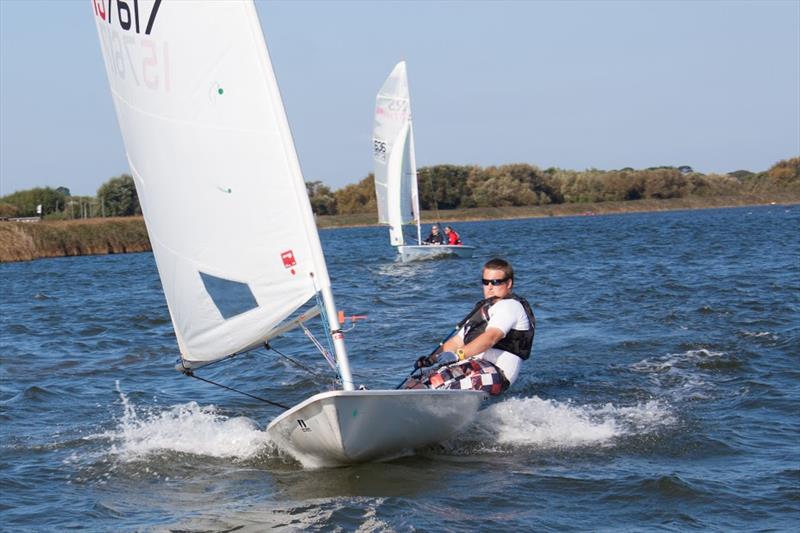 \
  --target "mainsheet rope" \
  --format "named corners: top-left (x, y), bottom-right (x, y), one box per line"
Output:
top-left (184, 370), bottom-right (289, 410)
